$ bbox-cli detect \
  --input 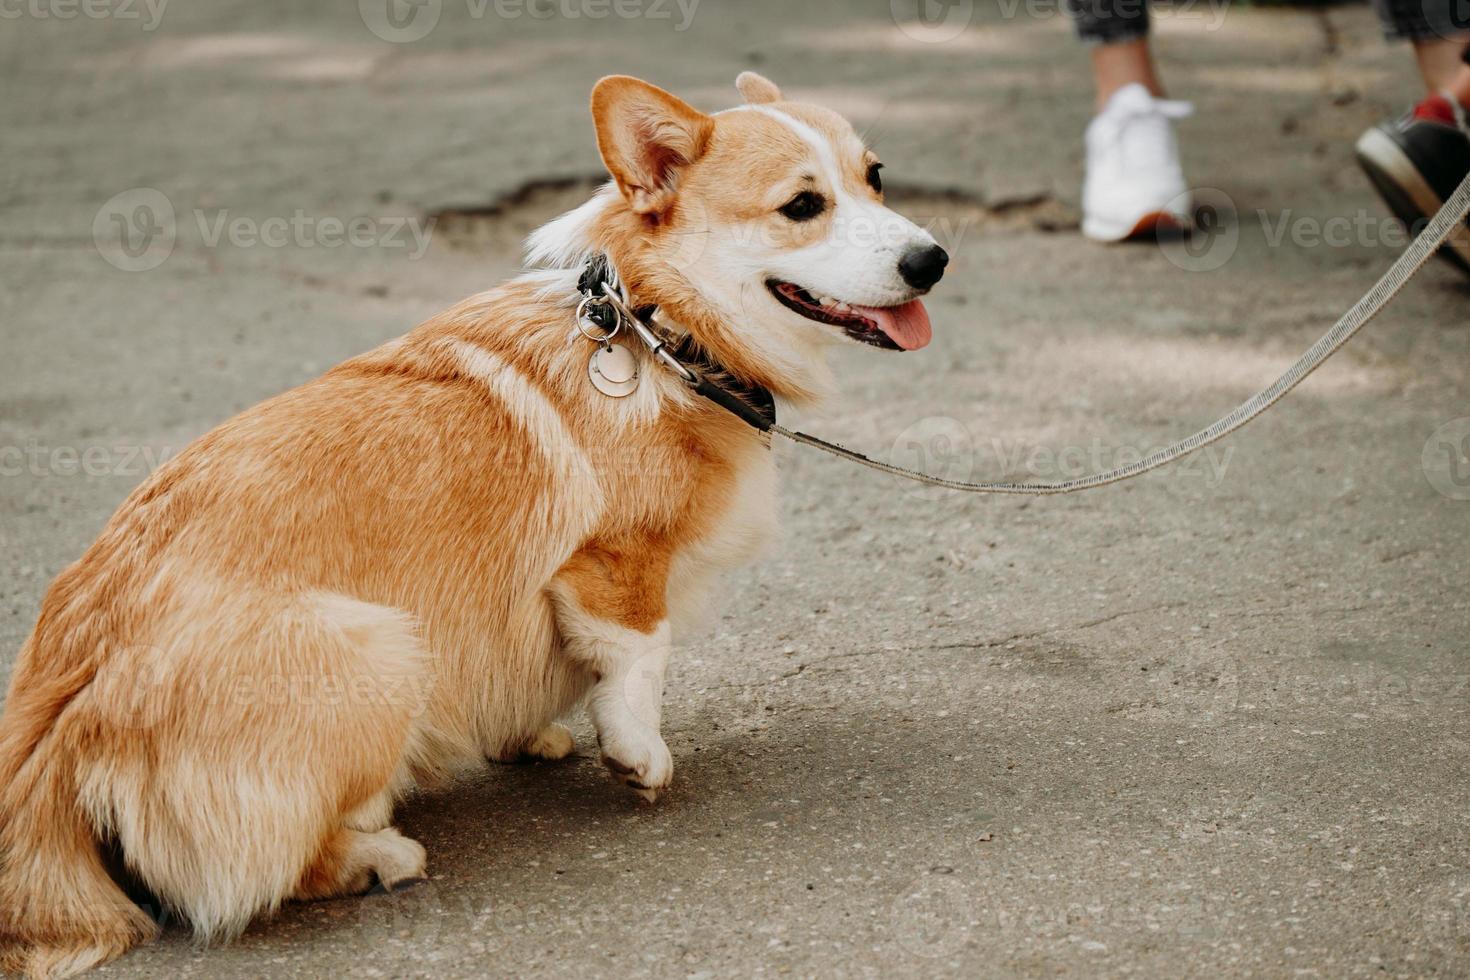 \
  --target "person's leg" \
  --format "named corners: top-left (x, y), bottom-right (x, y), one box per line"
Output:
top-left (1428, 44), bottom-right (1470, 107)
top-left (1067, 0), bottom-right (1156, 103)
top-left (1068, 0), bottom-right (1195, 242)
top-left (1452, 66), bottom-right (1470, 107)
top-left (1412, 38), bottom-right (1470, 93)
top-left (1369, 0), bottom-right (1470, 95)
top-left (1355, 1), bottom-right (1470, 272)
top-left (1091, 38), bottom-right (1167, 110)
top-left (1067, 0), bottom-right (1150, 46)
